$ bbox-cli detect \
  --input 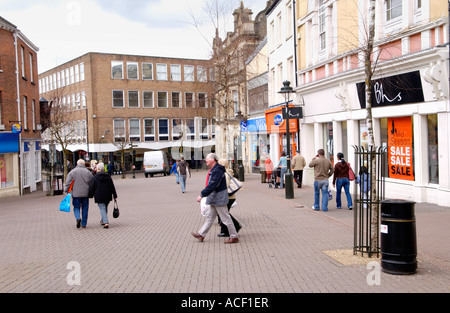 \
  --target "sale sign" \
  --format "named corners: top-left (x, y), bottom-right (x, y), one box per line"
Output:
top-left (388, 117), bottom-right (414, 181)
